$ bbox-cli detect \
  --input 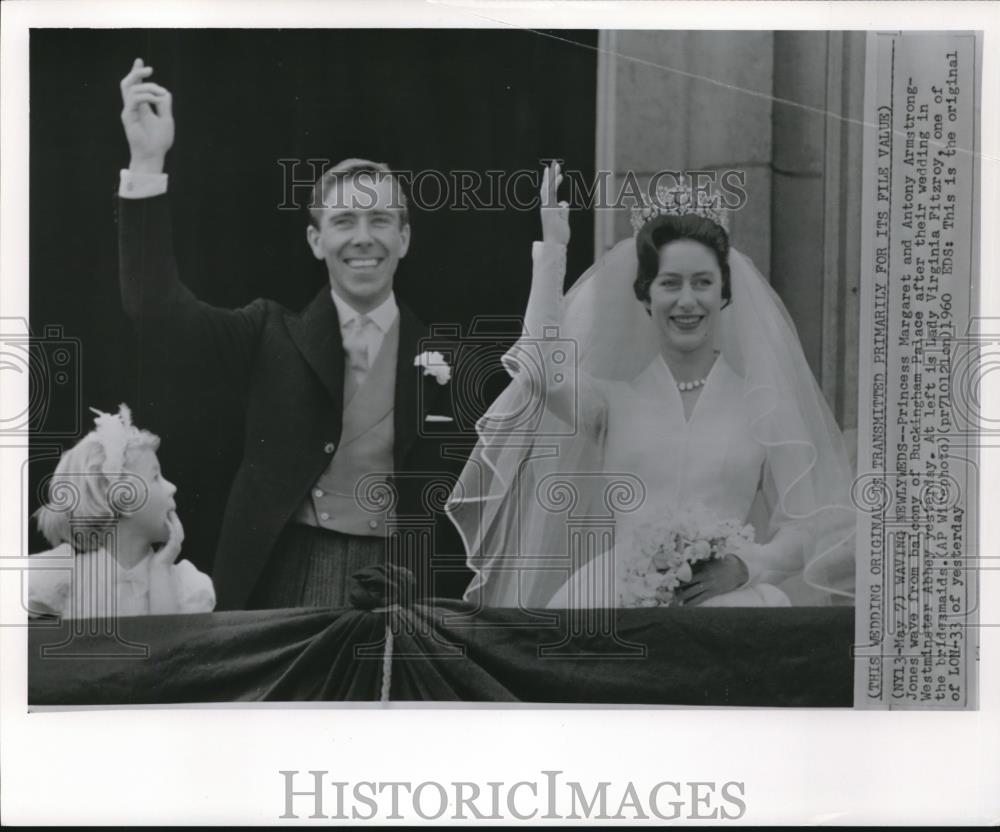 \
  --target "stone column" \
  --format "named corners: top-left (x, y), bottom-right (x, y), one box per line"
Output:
top-left (595, 30), bottom-right (862, 436)
top-left (771, 31), bottom-right (865, 432)
top-left (595, 30), bottom-right (774, 274)
top-left (771, 31), bottom-right (829, 381)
